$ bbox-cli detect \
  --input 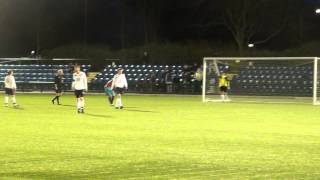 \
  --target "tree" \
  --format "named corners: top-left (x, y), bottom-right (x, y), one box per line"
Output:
top-left (214, 0), bottom-right (290, 55)
top-left (136, 0), bottom-right (164, 45)
top-left (121, 0), bottom-right (127, 50)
